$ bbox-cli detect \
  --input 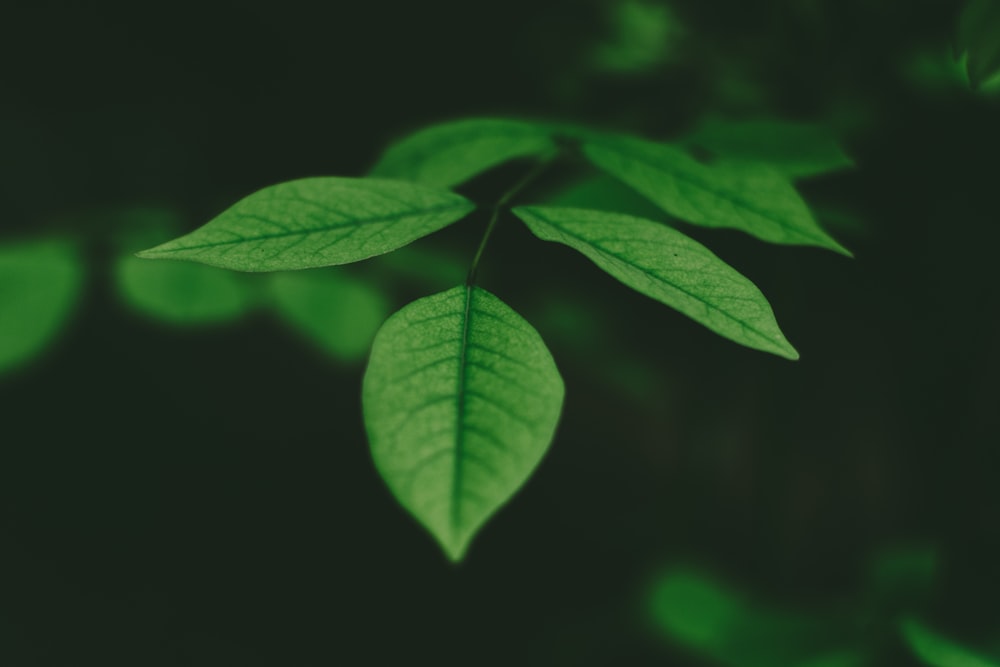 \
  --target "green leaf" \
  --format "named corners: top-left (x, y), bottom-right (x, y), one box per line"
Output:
top-left (0, 238), bottom-right (83, 375)
top-left (136, 178), bottom-right (474, 271)
top-left (900, 617), bottom-right (1000, 667)
top-left (115, 255), bottom-right (257, 325)
top-left (269, 270), bottom-right (390, 363)
top-left (514, 206), bottom-right (799, 360)
top-left (362, 286), bottom-right (564, 561)
top-left (683, 117), bottom-right (853, 178)
top-left (369, 118), bottom-right (557, 188)
top-left (957, 0), bottom-right (1000, 88)
top-left (581, 134), bottom-right (851, 255)
top-left (650, 569), bottom-right (864, 667)
top-left (545, 173), bottom-right (669, 221)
